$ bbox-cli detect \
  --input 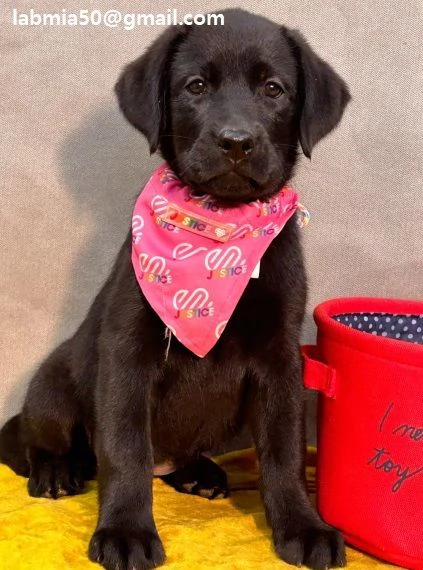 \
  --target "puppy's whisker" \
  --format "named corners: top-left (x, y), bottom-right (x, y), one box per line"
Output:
top-left (273, 143), bottom-right (300, 151)
top-left (159, 135), bottom-right (198, 142)
top-left (172, 158), bottom-right (206, 180)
